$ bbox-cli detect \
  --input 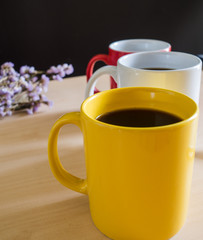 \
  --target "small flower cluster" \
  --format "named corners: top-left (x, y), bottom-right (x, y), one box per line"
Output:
top-left (0, 62), bottom-right (74, 117)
